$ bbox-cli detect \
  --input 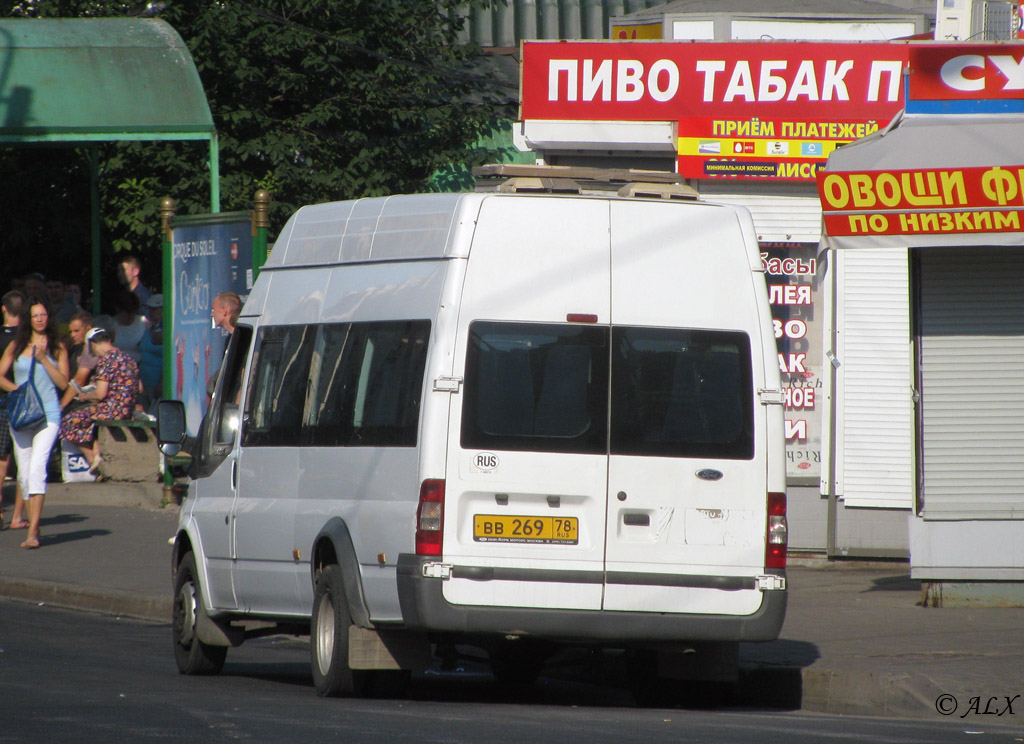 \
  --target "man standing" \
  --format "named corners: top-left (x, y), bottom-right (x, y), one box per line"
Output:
top-left (45, 278), bottom-right (65, 309)
top-left (21, 273), bottom-right (46, 300)
top-left (118, 253), bottom-right (152, 312)
top-left (211, 291), bottom-right (241, 335)
top-left (1, 290), bottom-right (26, 528)
top-left (48, 277), bottom-right (80, 329)
top-left (207, 292), bottom-right (241, 397)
